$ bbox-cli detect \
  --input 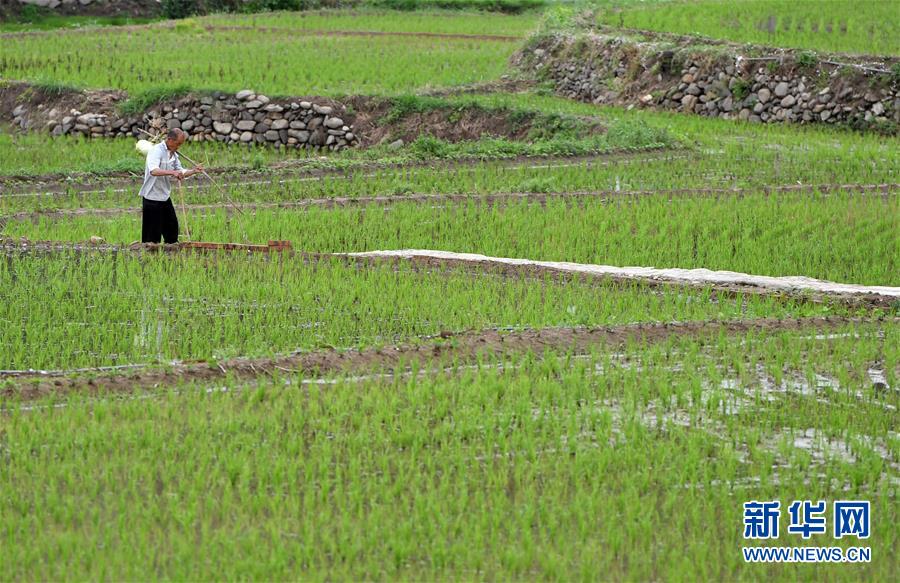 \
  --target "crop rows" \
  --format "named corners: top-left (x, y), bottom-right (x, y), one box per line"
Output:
top-left (1, 250), bottom-right (858, 371)
top-left (6, 182), bottom-right (894, 227)
top-left (199, 9), bottom-right (539, 36)
top-left (595, 0), bottom-right (899, 55)
top-left (0, 25), bottom-right (518, 95)
top-left (1, 3), bottom-right (897, 580)
top-left (2, 324), bottom-right (896, 579)
top-left (1, 110), bottom-right (894, 214)
top-left (6, 190), bottom-right (896, 285)
top-left (2, 147), bottom-right (894, 217)
top-left (3, 315), bottom-right (893, 398)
